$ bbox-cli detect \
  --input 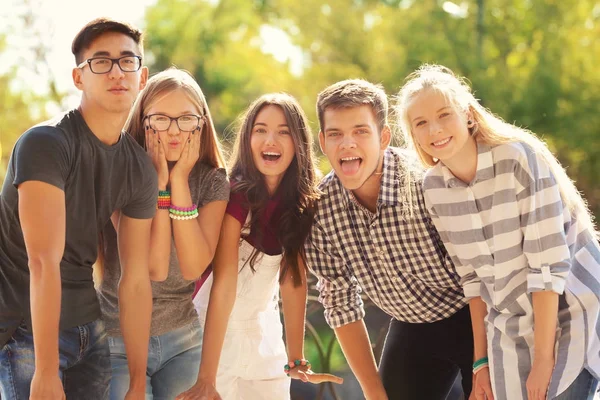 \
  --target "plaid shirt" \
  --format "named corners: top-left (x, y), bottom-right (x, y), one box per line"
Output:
top-left (305, 147), bottom-right (468, 329)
